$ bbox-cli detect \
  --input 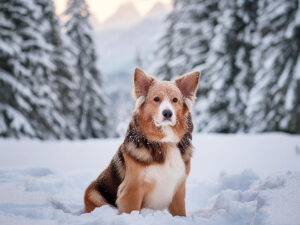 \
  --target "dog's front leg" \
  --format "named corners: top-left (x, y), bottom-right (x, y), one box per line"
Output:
top-left (168, 179), bottom-right (187, 216)
top-left (116, 152), bottom-right (146, 214)
top-left (116, 180), bottom-right (144, 214)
